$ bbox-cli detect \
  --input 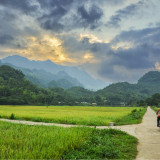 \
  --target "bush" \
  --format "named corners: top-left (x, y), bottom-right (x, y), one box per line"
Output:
top-left (10, 113), bottom-right (15, 120)
top-left (132, 109), bottom-right (137, 113)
